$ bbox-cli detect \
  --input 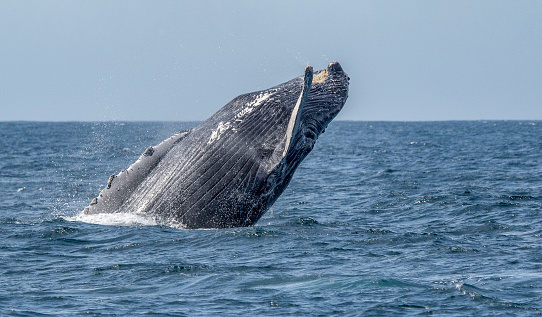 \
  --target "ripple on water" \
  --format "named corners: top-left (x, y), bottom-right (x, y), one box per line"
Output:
top-left (1, 121), bottom-right (542, 316)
